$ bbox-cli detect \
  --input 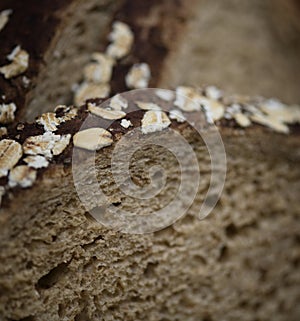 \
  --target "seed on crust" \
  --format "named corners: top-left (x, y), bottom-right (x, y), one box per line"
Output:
top-left (120, 119), bottom-right (132, 128)
top-left (0, 127), bottom-right (7, 138)
top-left (88, 103), bottom-right (126, 120)
top-left (36, 112), bottom-right (60, 132)
top-left (54, 105), bottom-right (78, 122)
top-left (74, 82), bottom-right (110, 106)
top-left (109, 94), bottom-right (128, 110)
top-left (23, 132), bottom-right (71, 159)
top-left (106, 21), bottom-right (134, 59)
top-left (73, 128), bottom-right (113, 151)
top-left (8, 165), bottom-right (37, 188)
top-left (141, 111), bottom-right (171, 134)
top-left (0, 9), bottom-right (12, 32)
top-left (174, 86), bottom-right (202, 112)
top-left (0, 102), bottom-right (16, 124)
top-left (52, 134), bottom-right (71, 156)
top-left (201, 98), bottom-right (225, 123)
top-left (233, 113), bottom-right (251, 128)
top-left (135, 101), bottom-right (161, 111)
top-left (0, 46), bottom-right (29, 79)
top-left (250, 113), bottom-right (289, 134)
top-left (169, 109), bottom-right (186, 123)
top-left (0, 139), bottom-right (22, 178)
top-left (84, 53), bottom-right (114, 83)
top-left (24, 155), bottom-right (49, 169)
top-left (155, 89), bottom-right (175, 102)
top-left (205, 86), bottom-right (222, 100)
top-left (125, 63), bottom-right (151, 89)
